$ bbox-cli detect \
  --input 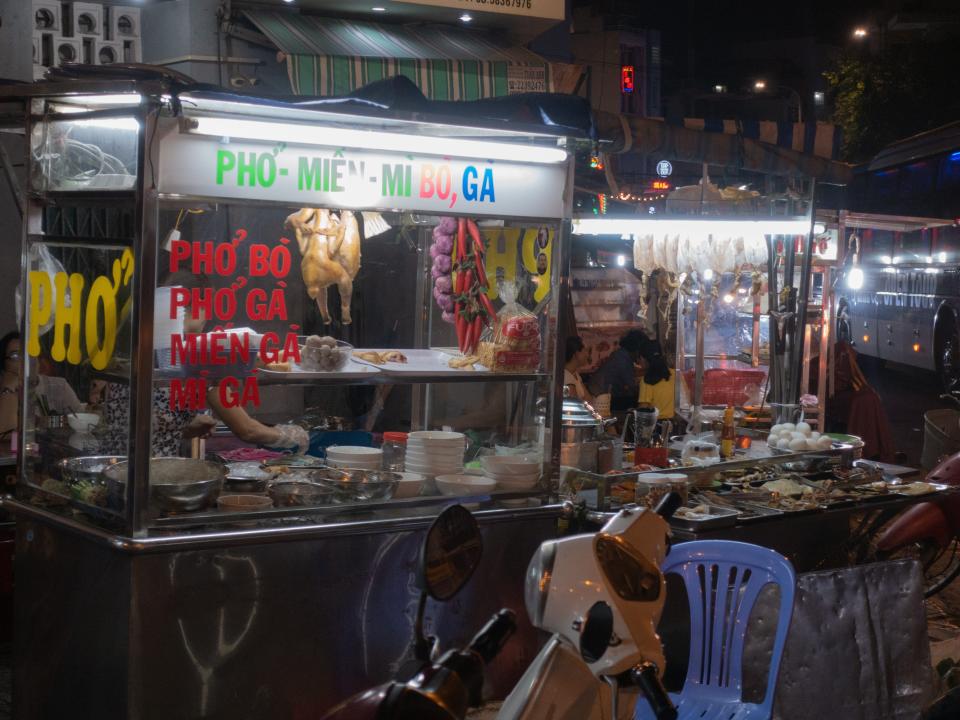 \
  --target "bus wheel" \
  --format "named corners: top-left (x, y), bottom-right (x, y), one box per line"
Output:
top-left (936, 317), bottom-right (960, 393)
top-left (836, 302), bottom-right (852, 344)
